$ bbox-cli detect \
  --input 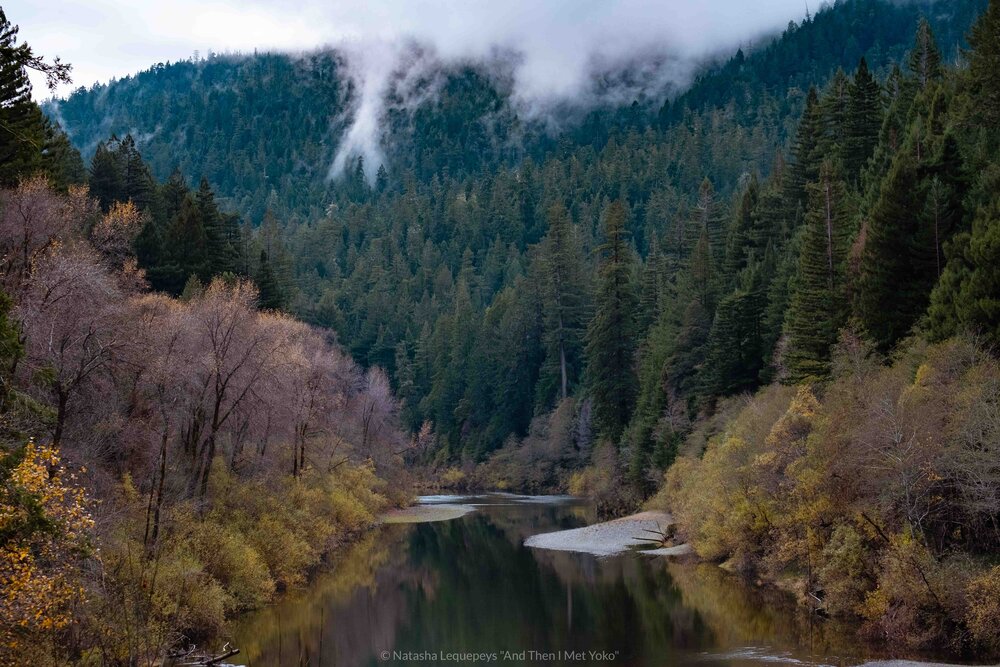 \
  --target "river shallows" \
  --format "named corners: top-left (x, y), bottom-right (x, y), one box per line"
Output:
top-left (229, 494), bottom-right (951, 667)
